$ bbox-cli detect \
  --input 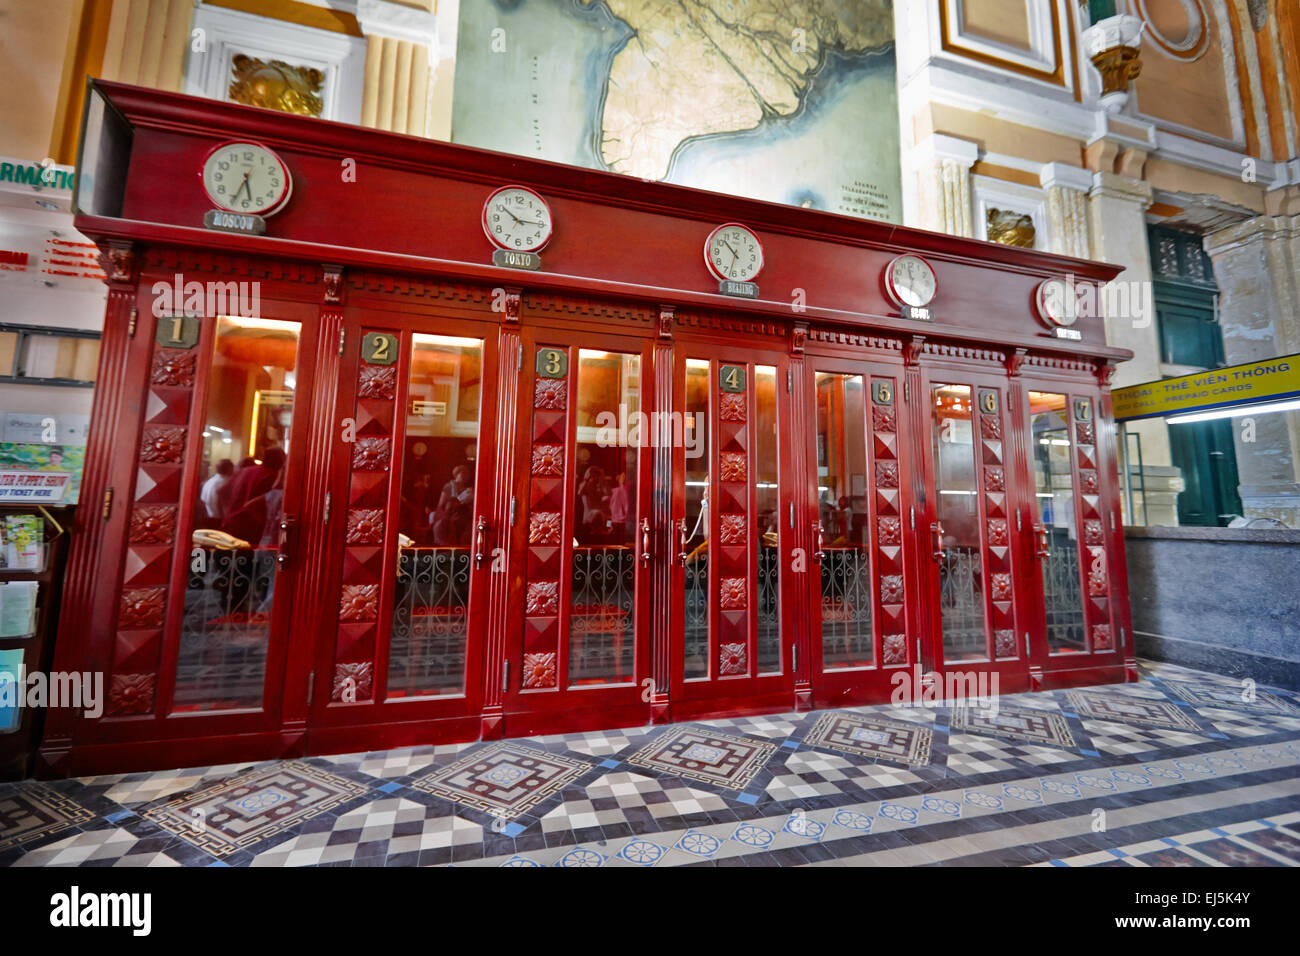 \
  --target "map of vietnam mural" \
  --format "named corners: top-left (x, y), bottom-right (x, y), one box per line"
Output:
top-left (451, 0), bottom-right (901, 223)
